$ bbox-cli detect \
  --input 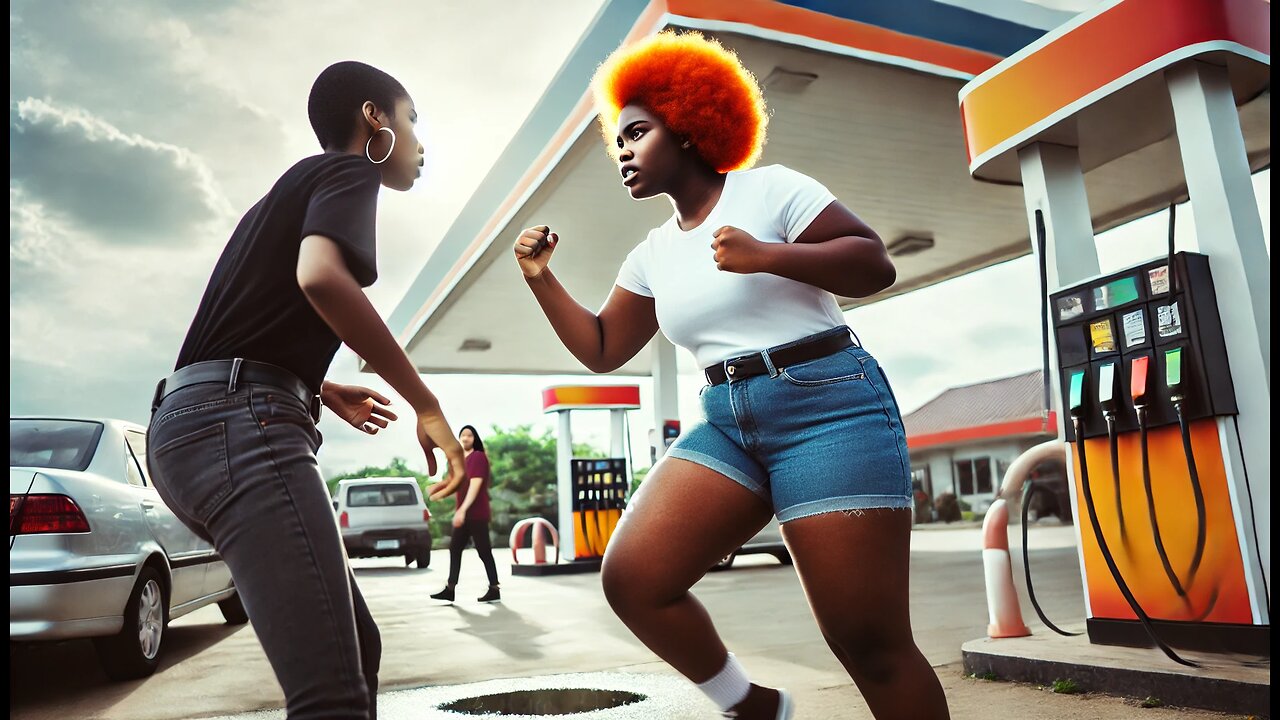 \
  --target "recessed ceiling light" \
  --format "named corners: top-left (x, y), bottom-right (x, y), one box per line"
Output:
top-left (886, 235), bottom-right (935, 257)
top-left (763, 67), bottom-right (818, 94)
